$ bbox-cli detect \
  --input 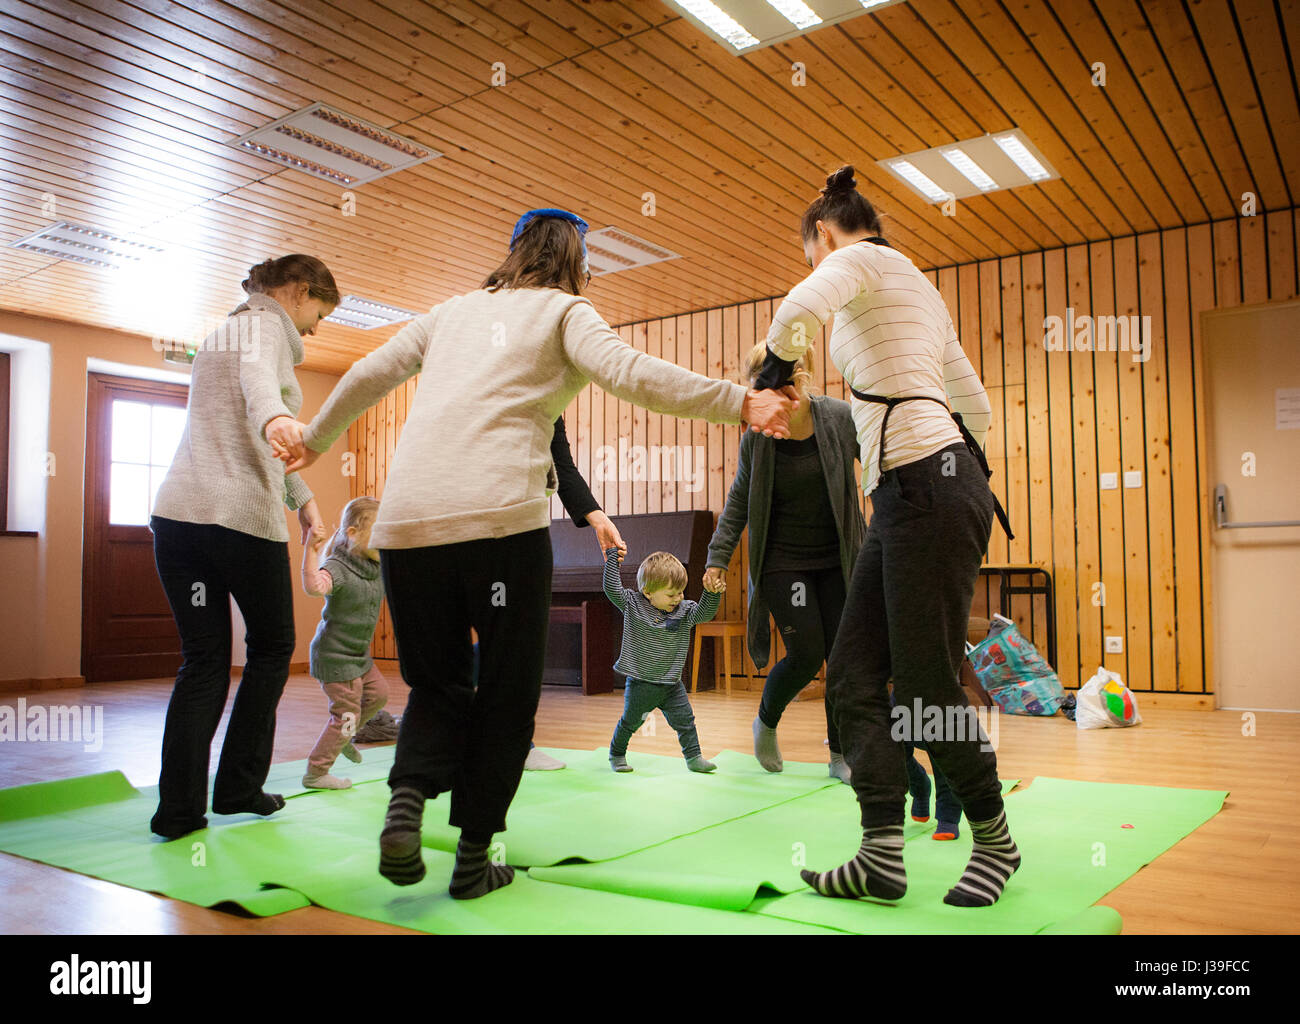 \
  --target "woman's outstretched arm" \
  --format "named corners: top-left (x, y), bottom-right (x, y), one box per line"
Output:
top-left (561, 302), bottom-right (793, 437)
top-left (295, 310), bottom-right (436, 463)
